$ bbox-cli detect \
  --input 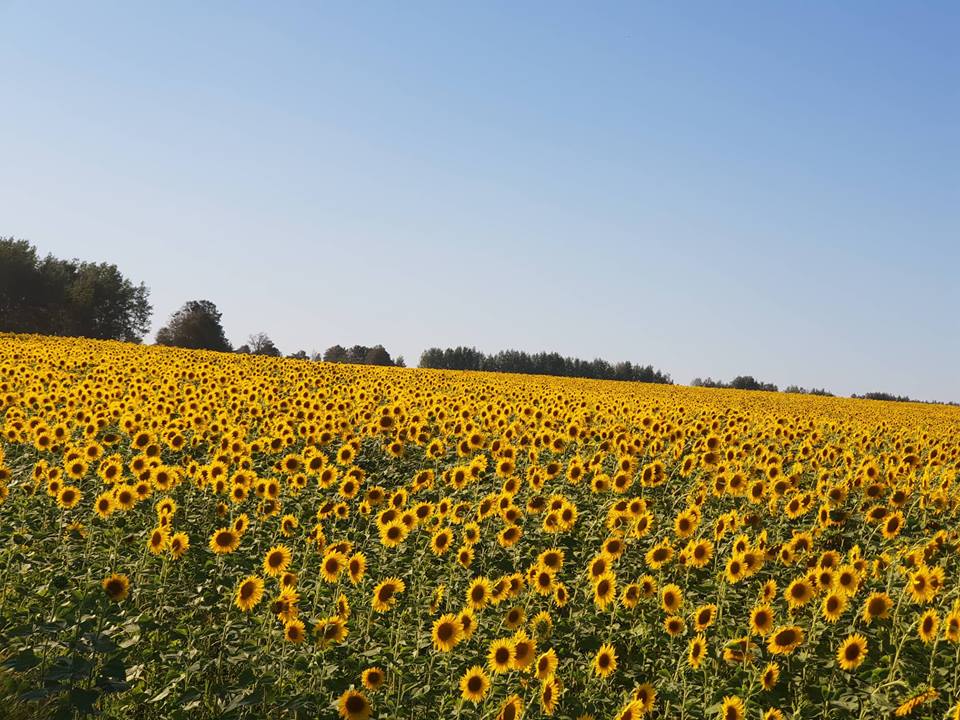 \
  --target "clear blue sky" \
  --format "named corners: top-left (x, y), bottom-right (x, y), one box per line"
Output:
top-left (2, 2), bottom-right (958, 401)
